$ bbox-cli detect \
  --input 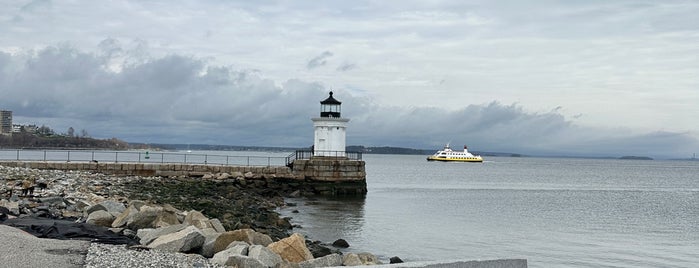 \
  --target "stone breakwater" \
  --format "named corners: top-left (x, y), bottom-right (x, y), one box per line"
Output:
top-left (0, 165), bottom-right (388, 268)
